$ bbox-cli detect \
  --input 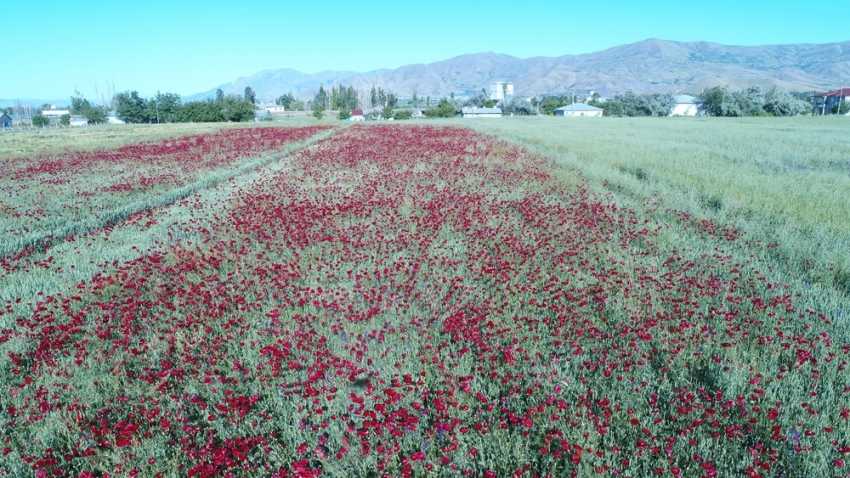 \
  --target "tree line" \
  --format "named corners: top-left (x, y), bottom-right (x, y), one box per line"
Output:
top-left (24, 87), bottom-right (262, 126)
top-left (697, 86), bottom-right (812, 116)
top-left (112, 87), bottom-right (258, 123)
